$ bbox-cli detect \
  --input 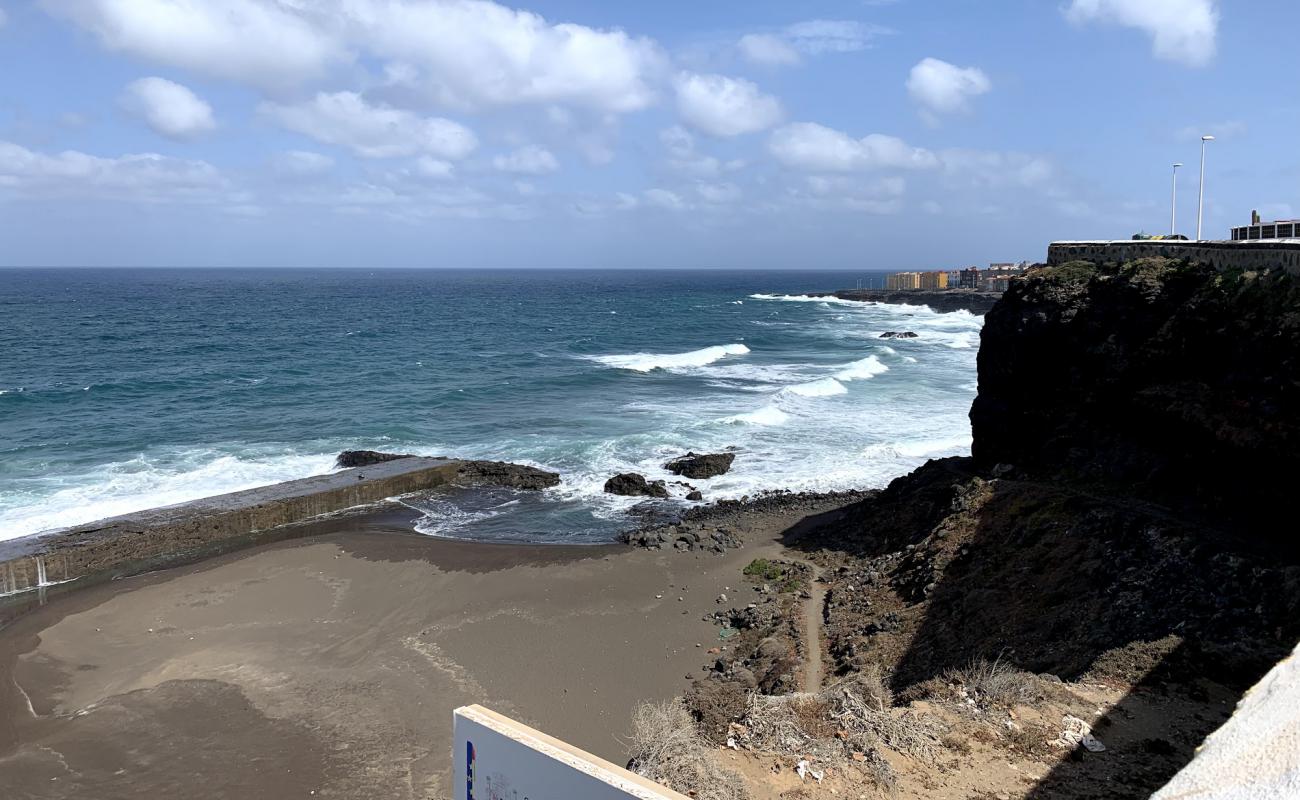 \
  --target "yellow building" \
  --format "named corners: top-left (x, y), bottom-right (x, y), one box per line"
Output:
top-left (919, 271), bottom-right (949, 289)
